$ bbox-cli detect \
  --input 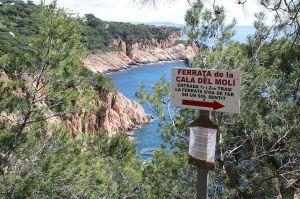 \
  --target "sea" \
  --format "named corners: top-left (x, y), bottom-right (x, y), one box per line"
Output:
top-left (109, 26), bottom-right (256, 159)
